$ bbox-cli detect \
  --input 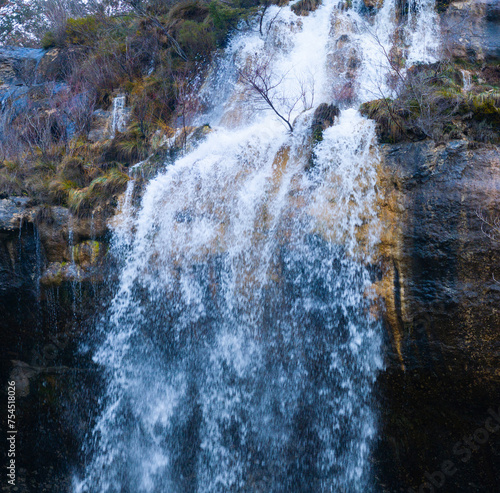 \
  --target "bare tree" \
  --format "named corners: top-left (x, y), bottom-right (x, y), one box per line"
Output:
top-left (44, 0), bottom-right (70, 45)
top-left (258, 1), bottom-right (283, 37)
top-left (238, 54), bottom-right (314, 132)
top-left (259, 0), bottom-right (270, 36)
top-left (57, 85), bottom-right (97, 141)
